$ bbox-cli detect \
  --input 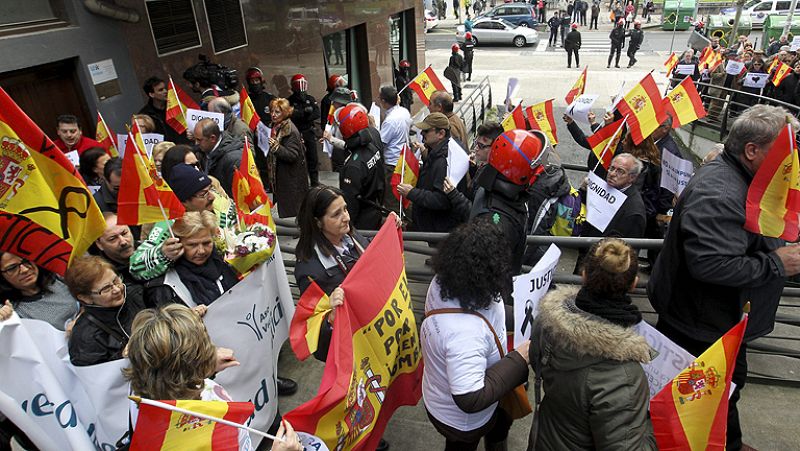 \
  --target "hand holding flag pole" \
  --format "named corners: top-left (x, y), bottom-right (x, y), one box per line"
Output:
top-left (592, 116), bottom-right (628, 174)
top-left (126, 124), bottom-right (176, 238)
top-left (397, 64), bottom-right (433, 96)
top-left (399, 145), bottom-right (407, 224)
